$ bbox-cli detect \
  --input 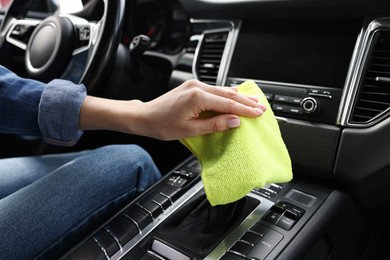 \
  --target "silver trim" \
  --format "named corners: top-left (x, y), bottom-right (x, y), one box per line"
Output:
top-left (105, 226), bottom-right (122, 250)
top-left (228, 76), bottom-right (331, 90)
top-left (205, 192), bottom-right (274, 259)
top-left (93, 236), bottom-right (110, 260)
top-left (191, 19), bottom-right (241, 86)
top-left (112, 181), bottom-right (204, 260)
top-left (338, 18), bottom-right (390, 127)
top-left (5, 19), bottom-right (40, 50)
top-left (110, 180), bottom-right (275, 260)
